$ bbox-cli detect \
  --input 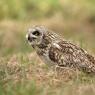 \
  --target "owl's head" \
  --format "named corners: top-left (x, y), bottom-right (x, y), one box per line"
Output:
top-left (26, 26), bottom-right (47, 47)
